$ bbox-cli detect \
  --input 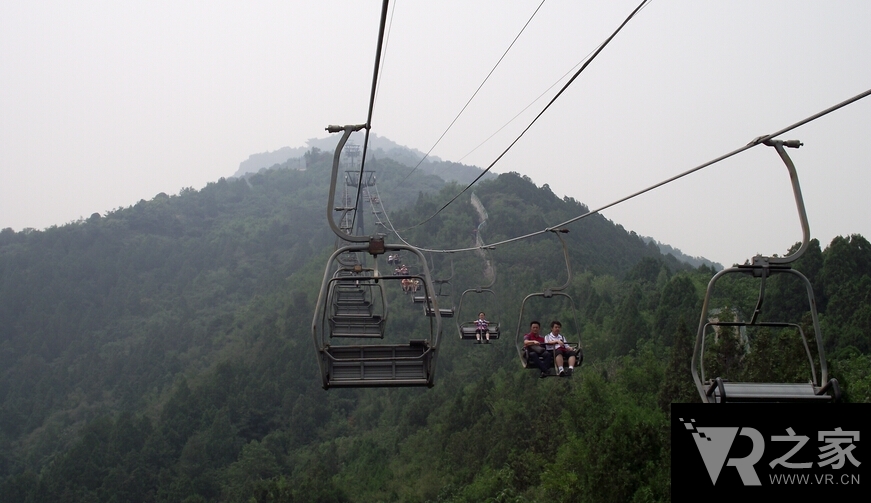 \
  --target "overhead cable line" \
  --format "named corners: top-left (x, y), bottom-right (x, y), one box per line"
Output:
top-left (350, 0), bottom-right (391, 234)
top-left (371, 182), bottom-right (422, 251)
top-left (456, 0), bottom-right (658, 164)
top-left (457, 52), bottom-right (590, 164)
top-left (456, 2), bottom-right (650, 162)
top-left (402, 0), bottom-right (652, 231)
top-left (405, 86), bottom-right (871, 254)
top-left (396, 0), bottom-right (548, 187)
top-left (372, 0), bottom-right (397, 108)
